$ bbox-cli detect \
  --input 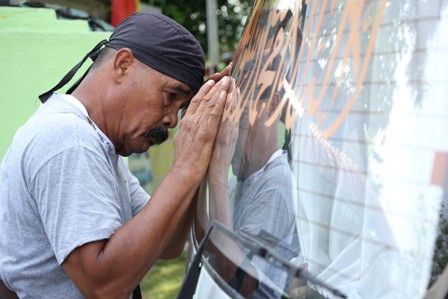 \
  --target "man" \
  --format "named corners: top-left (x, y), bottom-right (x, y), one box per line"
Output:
top-left (0, 12), bottom-right (231, 298)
